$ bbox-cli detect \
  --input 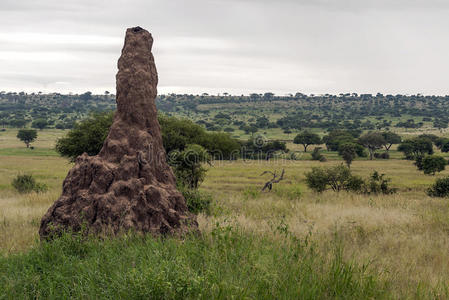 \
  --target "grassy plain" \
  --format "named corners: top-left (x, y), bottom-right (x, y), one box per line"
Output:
top-left (1, 130), bottom-right (449, 298)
